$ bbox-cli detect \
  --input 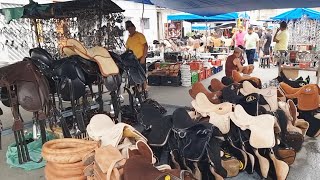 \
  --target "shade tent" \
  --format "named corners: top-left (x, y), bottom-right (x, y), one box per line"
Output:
top-left (167, 12), bottom-right (249, 22)
top-left (126, 0), bottom-right (320, 16)
top-left (167, 13), bottom-right (206, 21)
top-left (191, 24), bottom-right (211, 30)
top-left (271, 8), bottom-right (320, 20)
